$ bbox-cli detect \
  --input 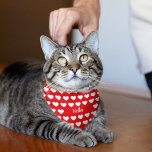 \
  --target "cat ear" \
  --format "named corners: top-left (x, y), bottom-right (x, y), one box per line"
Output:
top-left (82, 31), bottom-right (99, 53)
top-left (40, 35), bottom-right (58, 60)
